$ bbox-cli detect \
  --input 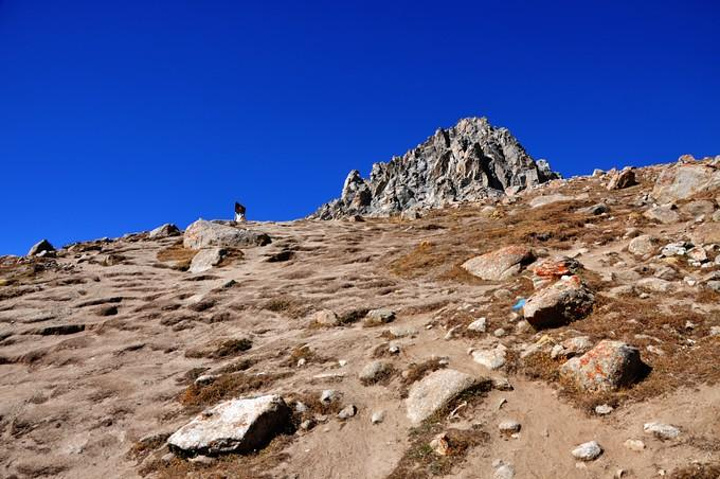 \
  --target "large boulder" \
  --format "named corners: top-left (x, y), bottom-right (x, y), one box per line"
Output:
top-left (529, 256), bottom-right (582, 289)
top-left (183, 219), bottom-right (271, 250)
top-left (643, 206), bottom-right (680, 224)
top-left (628, 234), bottom-right (658, 256)
top-left (529, 194), bottom-right (572, 209)
top-left (523, 275), bottom-right (594, 329)
top-left (690, 222), bottom-right (720, 246)
top-left (406, 369), bottom-right (482, 425)
top-left (652, 164), bottom-right (720, 204)
top-left (167, 395), bottom-right (291, 456)
top-left (560, 341), bottom-right (646, 392)
top-left (462, 246), bottom-right (535, 281)
top-left (28, 239), bottom-right (55, 257)
top-left (189, 247), bottom-right (225, 274)
top-left (149, 223), bottom-right (181, 239)
top-left (607, 167), bottom-right (637, 190)
top-left (680, 200), bottom-right (716, 218)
